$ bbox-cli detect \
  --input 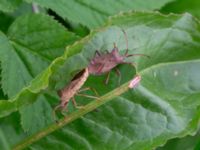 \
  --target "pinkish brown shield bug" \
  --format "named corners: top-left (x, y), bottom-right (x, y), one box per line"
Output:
top-left (88, 29), bottom-right (149, 84)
